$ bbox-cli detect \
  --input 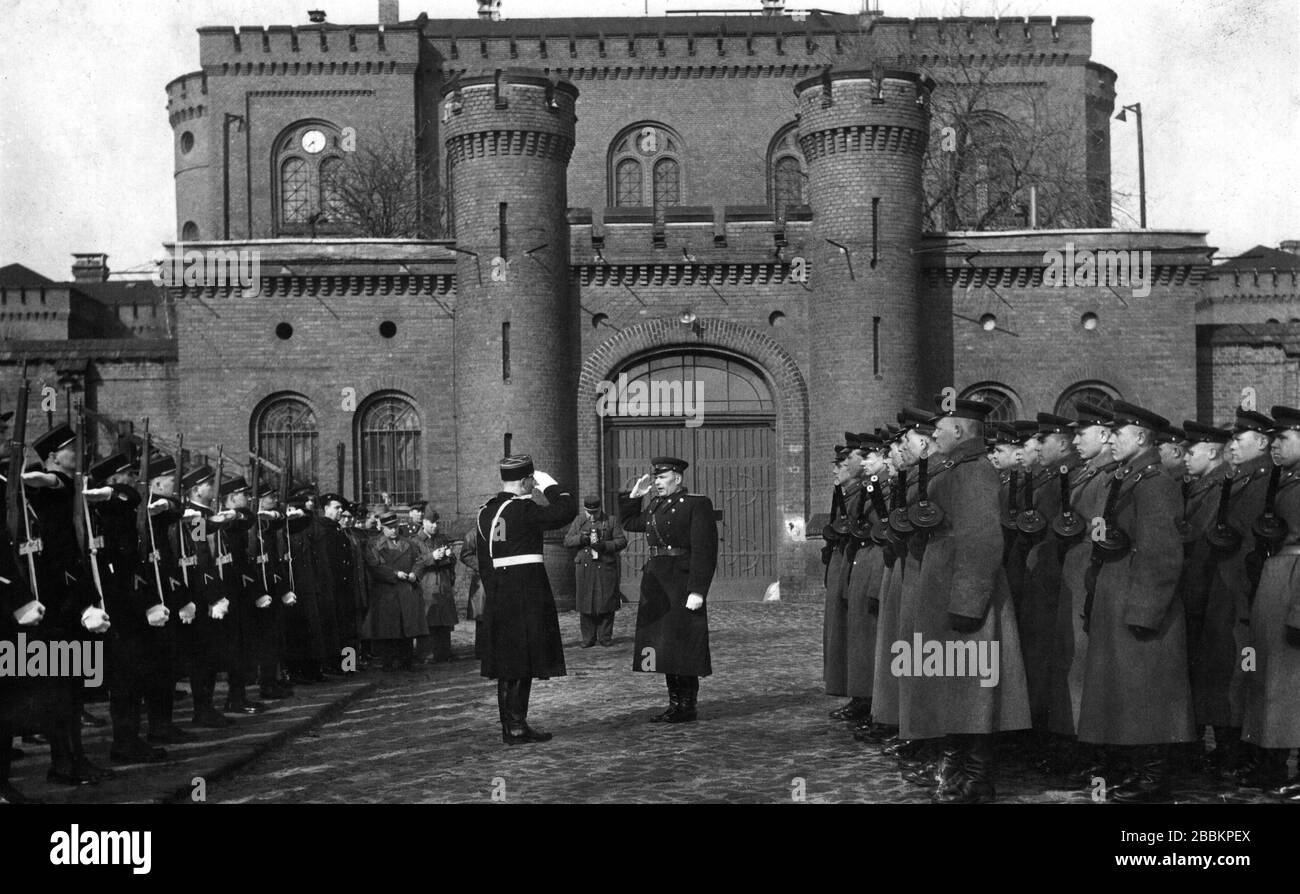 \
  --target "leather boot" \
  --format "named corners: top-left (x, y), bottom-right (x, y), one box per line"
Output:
top-left (934, 735), bottom-right (996, 804)
top-left (854, 722), bottom-right (897, 744)
top-left (1112, 745), bottom-right (1171, 803)
top-left (900, 738), bottom-right (942, 785)
top-left (934, 738), bottom-right (967, 797)
top-left (515, 678), bottom-right (551, 742)
top-left (502, 679), bottom-right (551, 745)
top-left (650, 675), bottom-right (681, 723)
top-left (497, 679), bottom-right (511, 741)
top-left (667, 676), bottom-right (698, 723)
